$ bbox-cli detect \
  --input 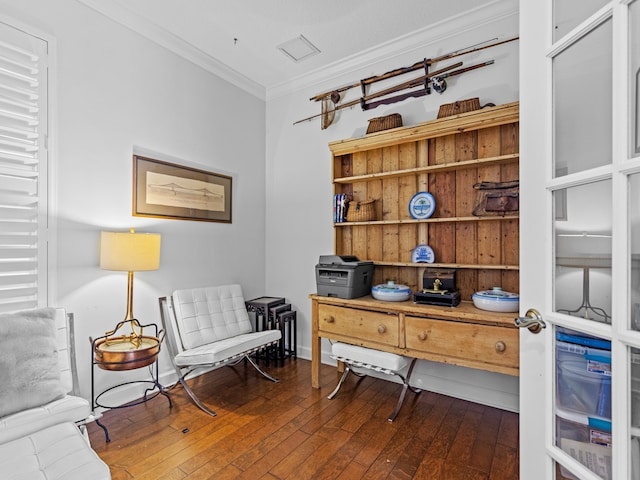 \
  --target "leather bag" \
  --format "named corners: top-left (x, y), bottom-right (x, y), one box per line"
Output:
top-left (472, 180), bottom-right (519, 216)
